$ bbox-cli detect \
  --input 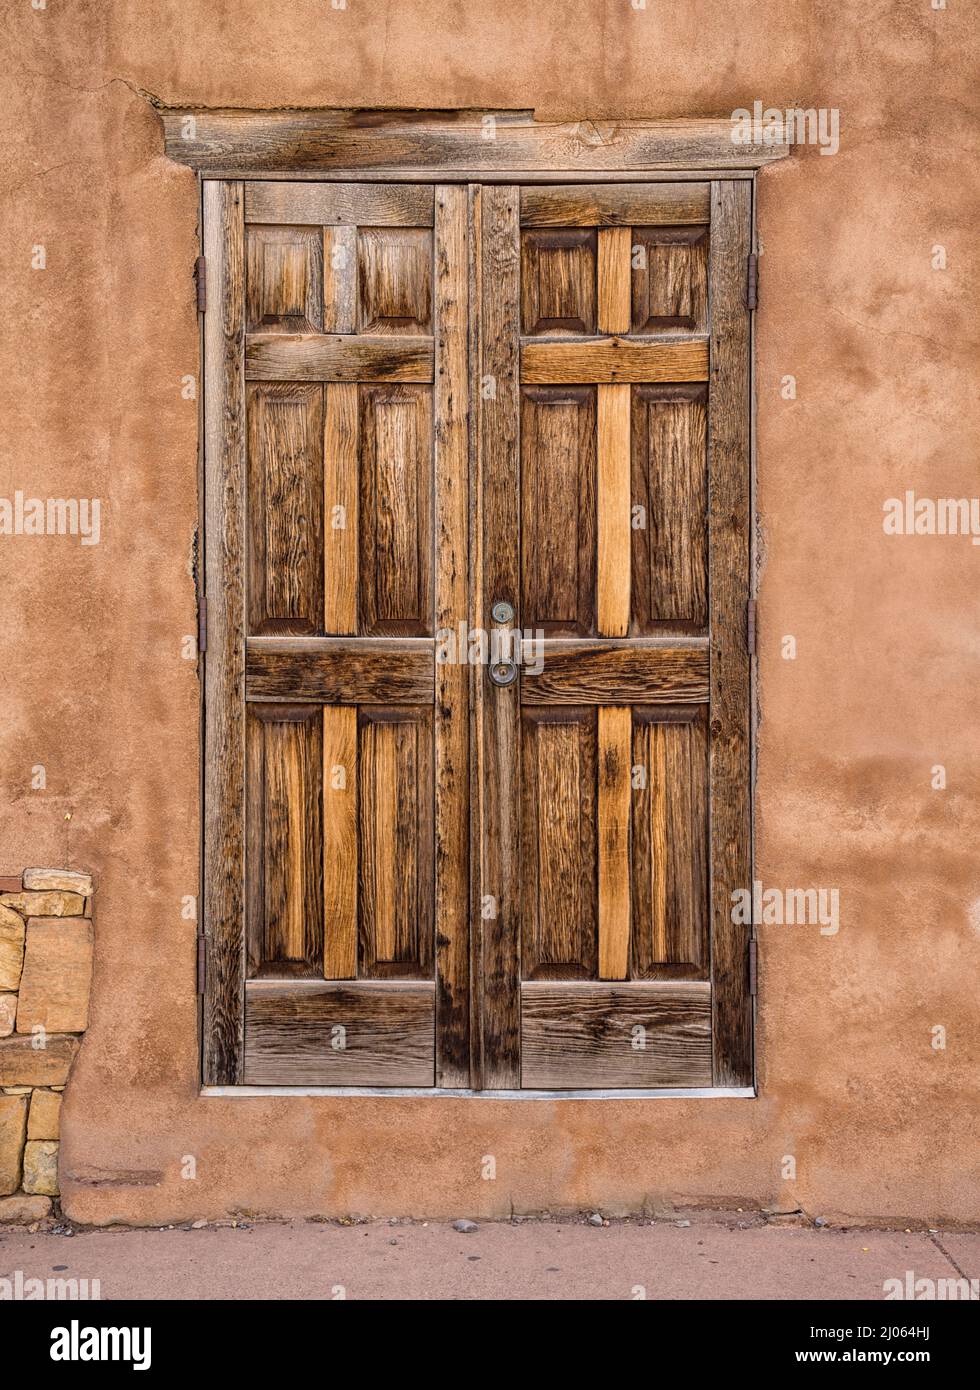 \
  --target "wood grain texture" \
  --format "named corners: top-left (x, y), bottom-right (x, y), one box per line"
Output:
top-left (245, 334), bottom-right (434, 382)
top-left (521, 182), bottom-right (711, 227)
top-left (521, 639), bottom-right (708, 704)
top-left (475, 184), bottom-right (522, 1087)
top-left (598, 707), bottom-right (632, 980)
top-left (245, 181), bottom-right (435, 226)
top-left (245, 704), bottom-right (323, 978)
top-left (165, 112), bottom-right (791, 174)
top-left (202, 181), bottom-right (246, 1085)
top-left (246, 225), bottom-right (323, 334)
top-left (358, 227), bottom-right (433, 334)
top-left (597, 227), bottom-right (632, 335)
top-left (631, 384), bottom-right (708, 630)
top-left (521, 228), bottom-right (596, 336)
top-left (322, 383), bottom-right (358, 634)
top-left (322, 706), bottom-right (357, 979)
top-left (520, 981), bottom-right (712, 1088)
top-left (631, 707), bottom-right (708, 977)
top-left (521, 335), bottom-right (708, 384)
top-left (707, 180), bottom-right (753, 1087)
top-left (322, 226), bottom-right (357, 334)
top-left (520, 386), bottom-right (596, 635)
top-left (244, 980), bottom-right (435, 1086)
top-left (246, 382), bottom-right (324, 635)
top-left (358, 707), bottom-right (434, 978)
top-left (433, 185), bottom-right (470, 1085)
top-left (520, 708), bottom-right (597, 980)
top-left (632, 227), bottom-right (708, 333)
top-left (358, 384), bottom-right (433, 635)
top-left (596, 383), bottom-right (631, 637)
top-left (246, 637), bottom-right (434, 703)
